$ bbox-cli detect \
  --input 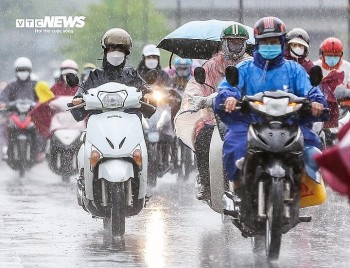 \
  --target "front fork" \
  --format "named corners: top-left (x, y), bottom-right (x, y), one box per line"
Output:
top-left (100, 178), bottom-right (132, 207)
top-left (257, 180), bottom-right (292, 222)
